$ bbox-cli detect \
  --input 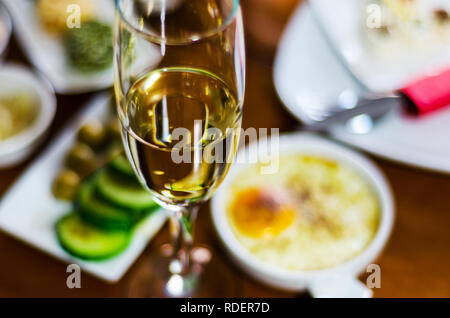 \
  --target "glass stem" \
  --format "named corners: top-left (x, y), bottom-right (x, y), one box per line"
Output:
top-left (169, 205), bottom-right (199, 275)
